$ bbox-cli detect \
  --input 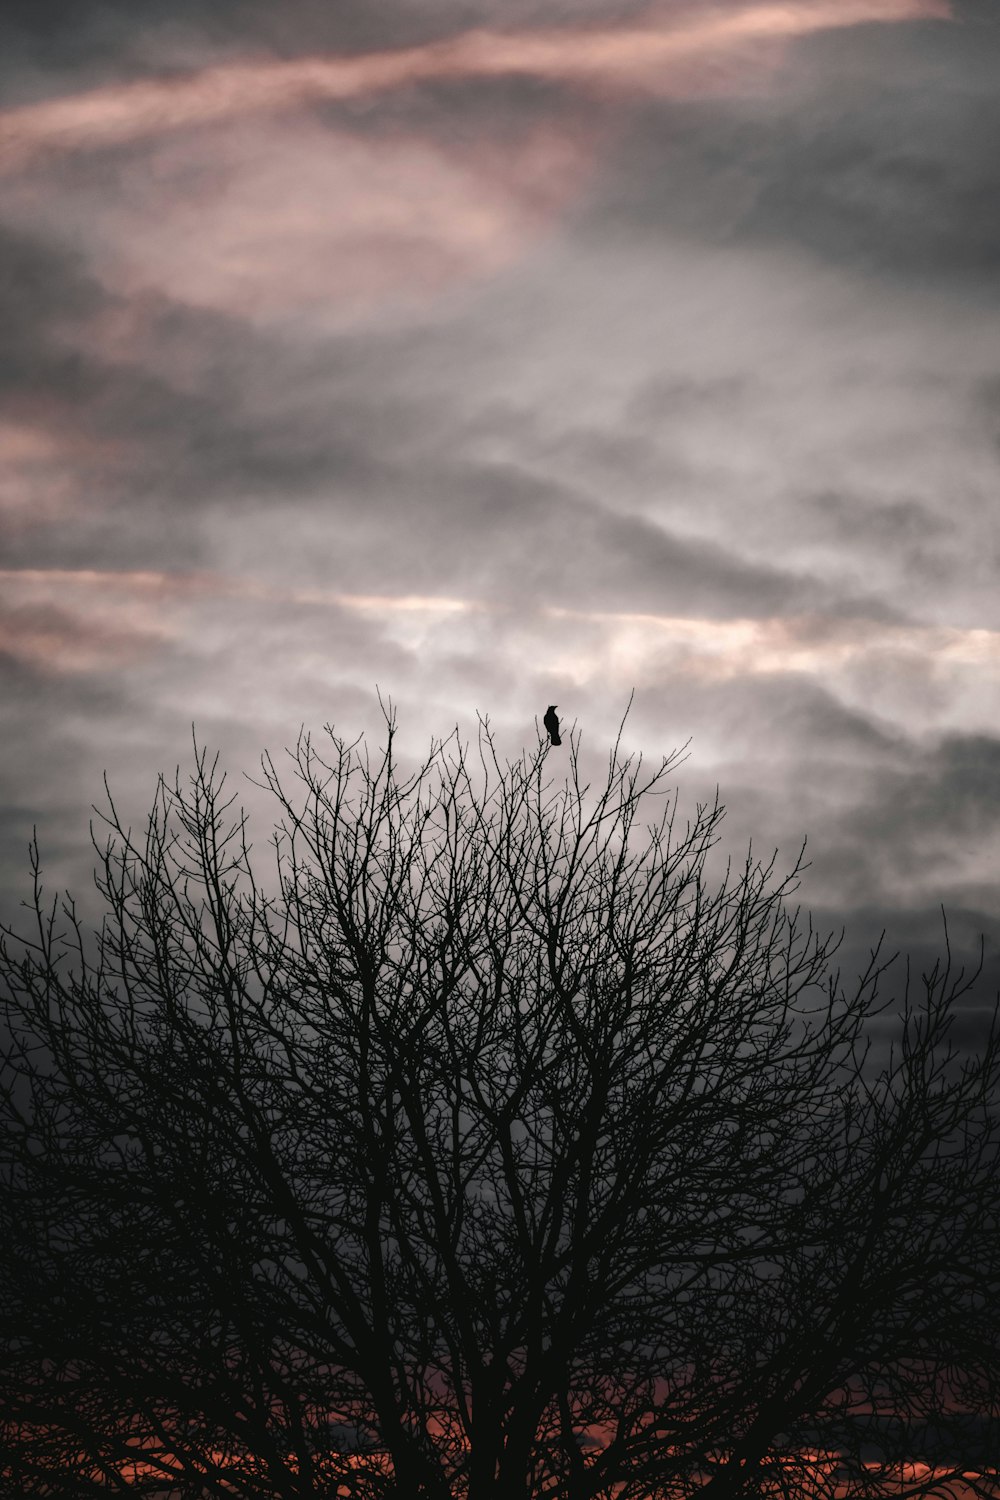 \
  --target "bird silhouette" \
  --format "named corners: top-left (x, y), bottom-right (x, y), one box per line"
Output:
top-left (543, 705), bottom-right (561, 746)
